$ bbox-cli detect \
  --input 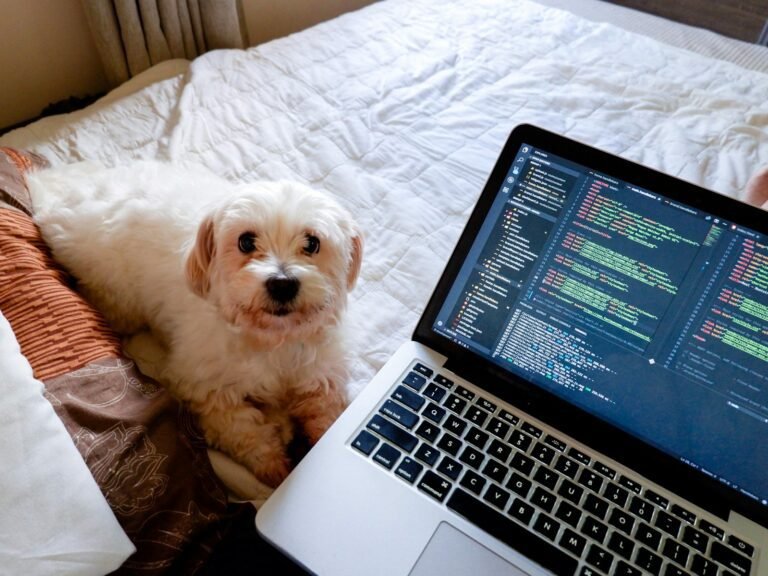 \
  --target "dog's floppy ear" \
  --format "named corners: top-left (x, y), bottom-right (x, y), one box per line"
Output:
top-left (346, 232), bottom-right (363, 290)
top-left (186, 215), bottom-right (216, 298)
